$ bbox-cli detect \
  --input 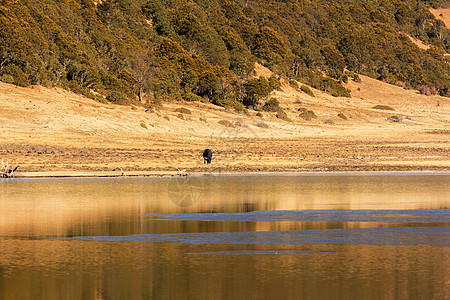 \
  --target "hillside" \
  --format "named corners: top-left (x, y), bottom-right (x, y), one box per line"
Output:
top-left (1, 0), bottom-right (450, 107)
top-left (1, 0), bottom-right (450, 174)
top-left (1, 66), bottom-right (448, 173)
